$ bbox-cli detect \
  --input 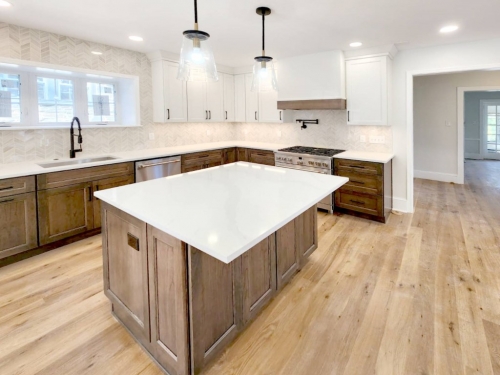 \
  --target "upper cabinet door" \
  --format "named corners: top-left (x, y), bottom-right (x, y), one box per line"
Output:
top-left (152, 61), bottom-right (187, 123)
top-left (223, 74), bottom-right (235, 122)
top-left (258, 89), bottom-right (282, 123)
top-left (234, 75), bottom-right (246, 122)
top-left (345, 56), bottom-right (389, 126)
top-left (187, 81), bottom-right (208, 122)
top-left (206, 76), bottom-right (224, 122)
top-left (245, 74), bottom-right (259, 123)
